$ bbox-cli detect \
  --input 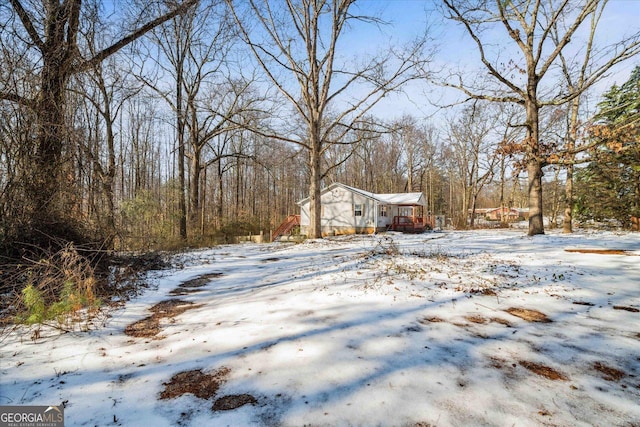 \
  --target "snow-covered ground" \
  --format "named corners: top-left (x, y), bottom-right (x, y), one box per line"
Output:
top-left (2, 229), bottom-right (639, 426)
